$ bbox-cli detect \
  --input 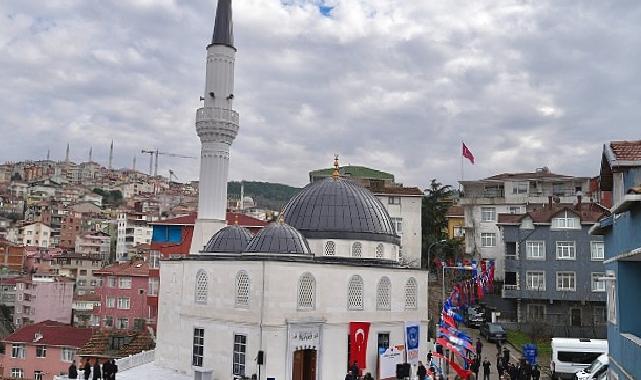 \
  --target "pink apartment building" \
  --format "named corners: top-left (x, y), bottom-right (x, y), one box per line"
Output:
top-left (14, 274), bottom-right (74, 327)
top-left (1, 320), bottom-right (93, 380)
top-left (93, 261), bottom-right (158, 331)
